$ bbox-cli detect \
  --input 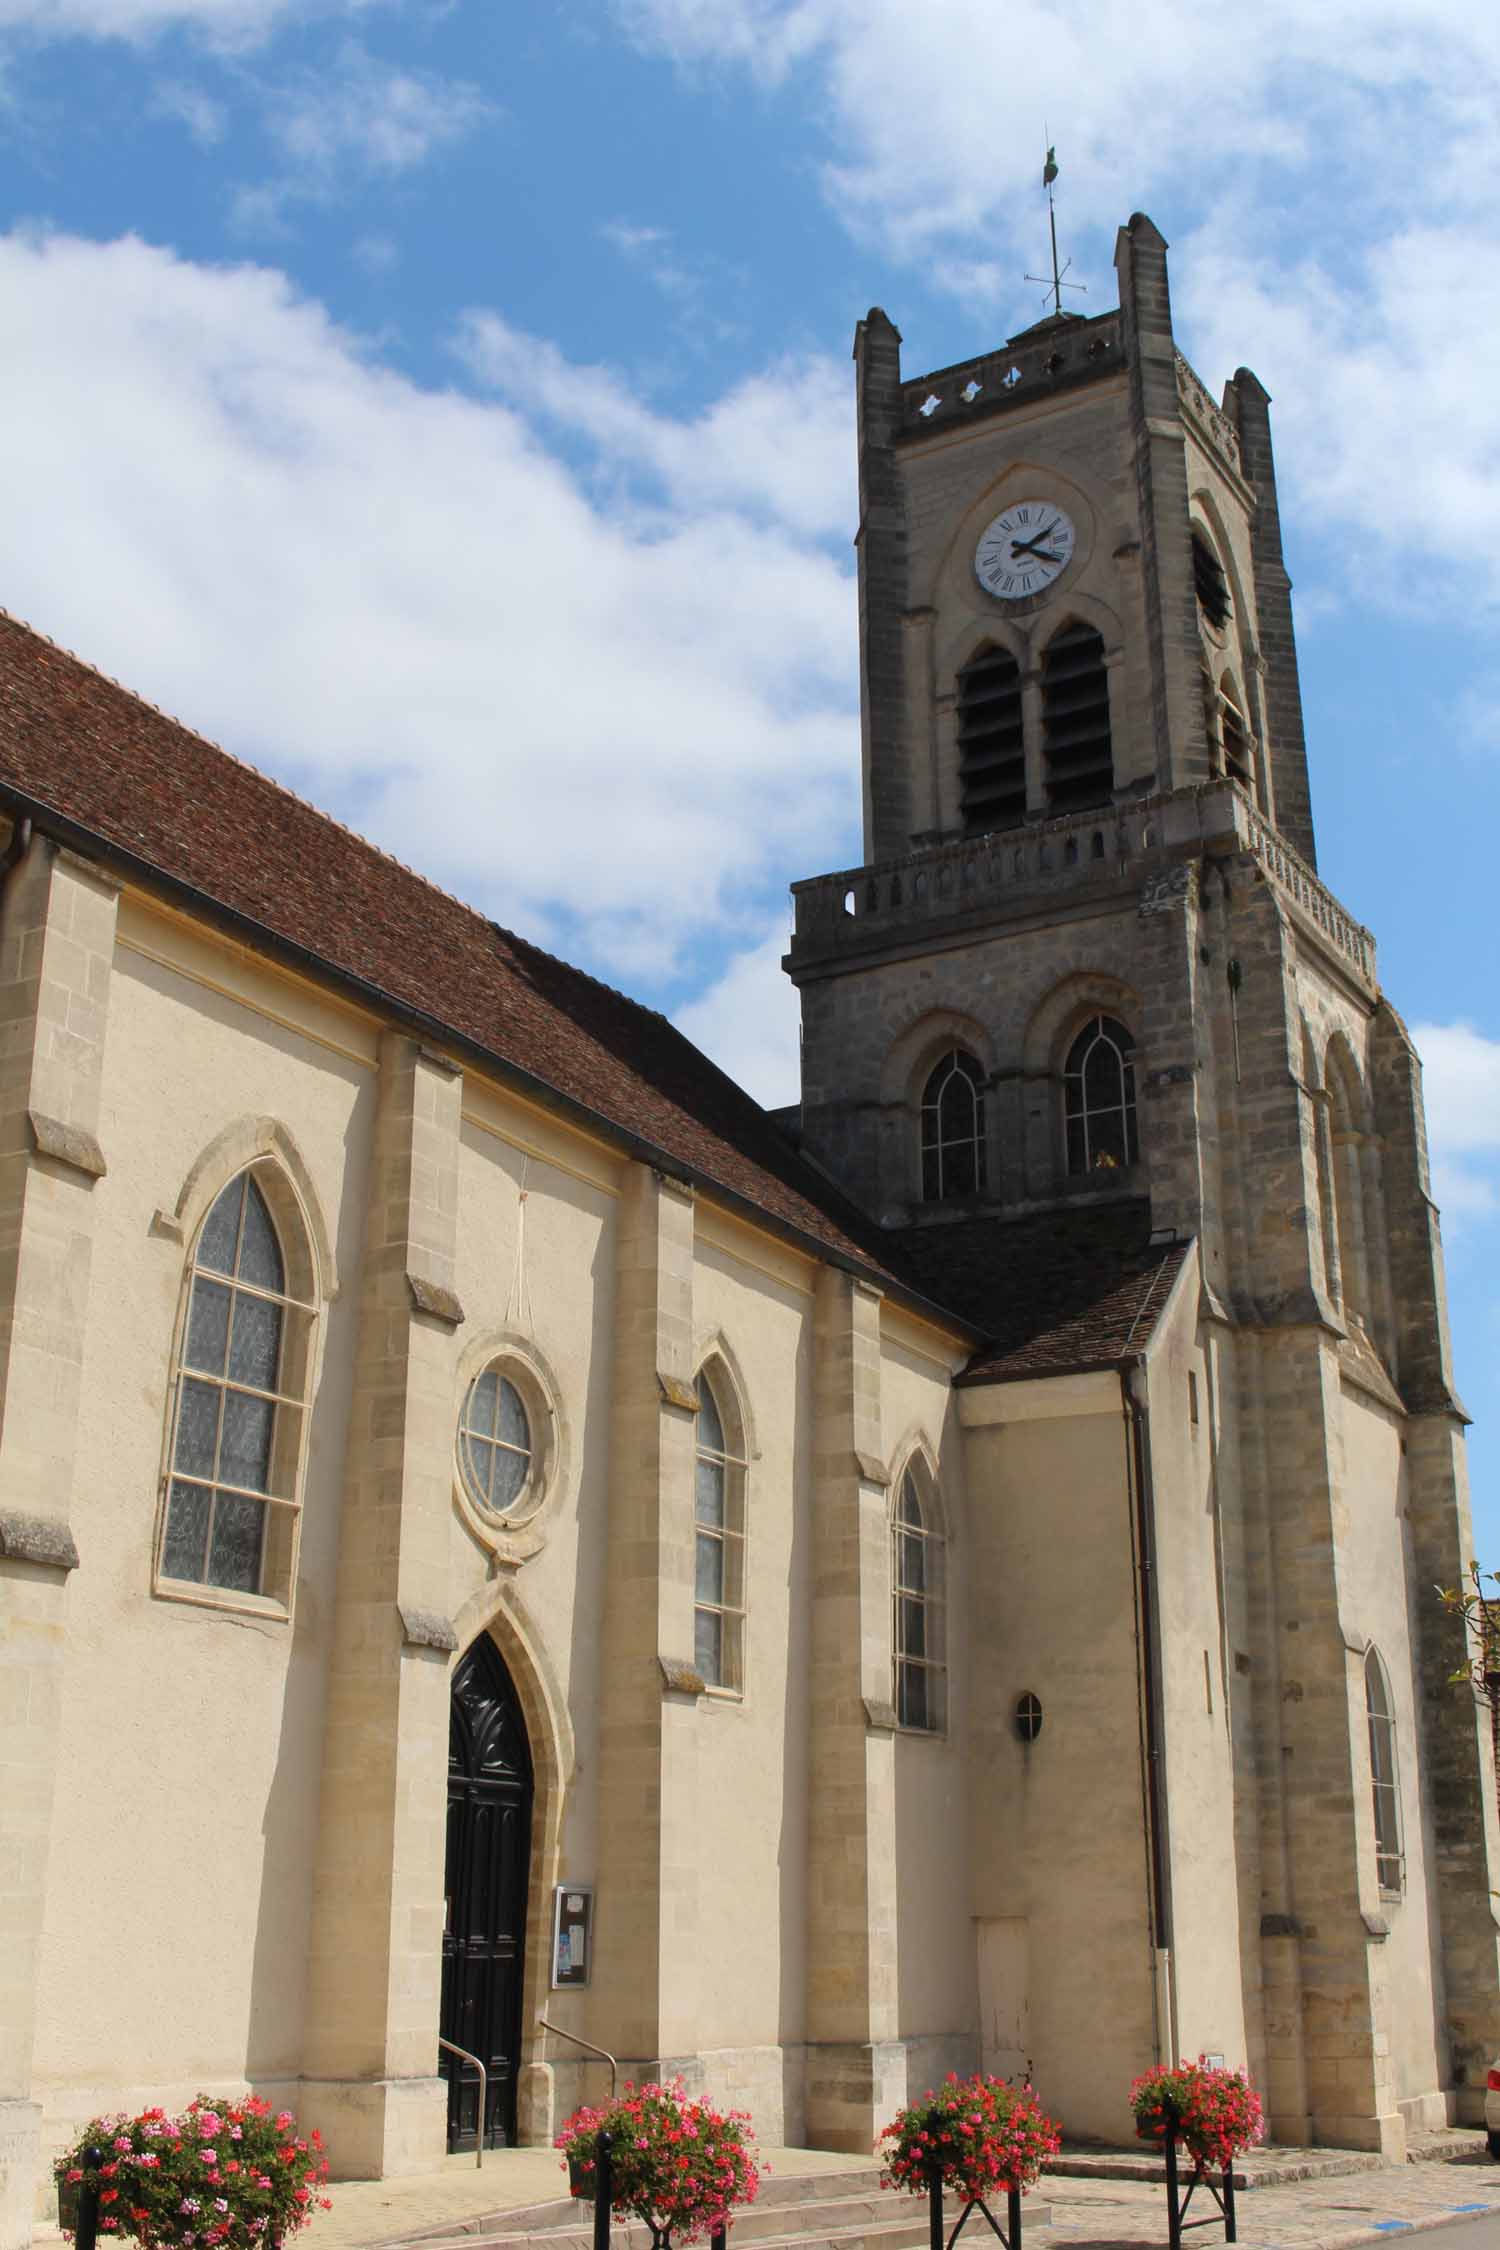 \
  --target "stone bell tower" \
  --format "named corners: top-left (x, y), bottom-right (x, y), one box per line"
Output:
top-left (785, 214), bottom-right (1500, 2154)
